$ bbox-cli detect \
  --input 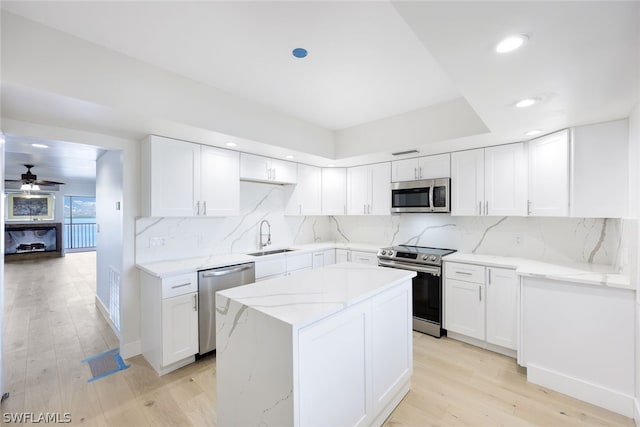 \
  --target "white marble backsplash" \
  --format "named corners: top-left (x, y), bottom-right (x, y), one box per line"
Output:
top-left (328, 214), bottom-right (622, 267)
top-left (136, 181), bottom-right (623, 269)
top-left (136, 182), bottom-right (332, 264)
